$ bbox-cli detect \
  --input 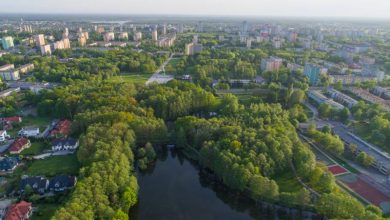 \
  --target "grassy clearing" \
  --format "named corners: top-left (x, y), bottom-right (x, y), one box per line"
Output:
top-left (20, 141), bottom-right (51, 156)
top-left (274, 172), bottom-right (302, 193)
top-left (26, 155), bottom-right (80, 177)
top-left (7, 116), bottom-right (52, 137)
top-left (31, 203), bottom-right (60, 220)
